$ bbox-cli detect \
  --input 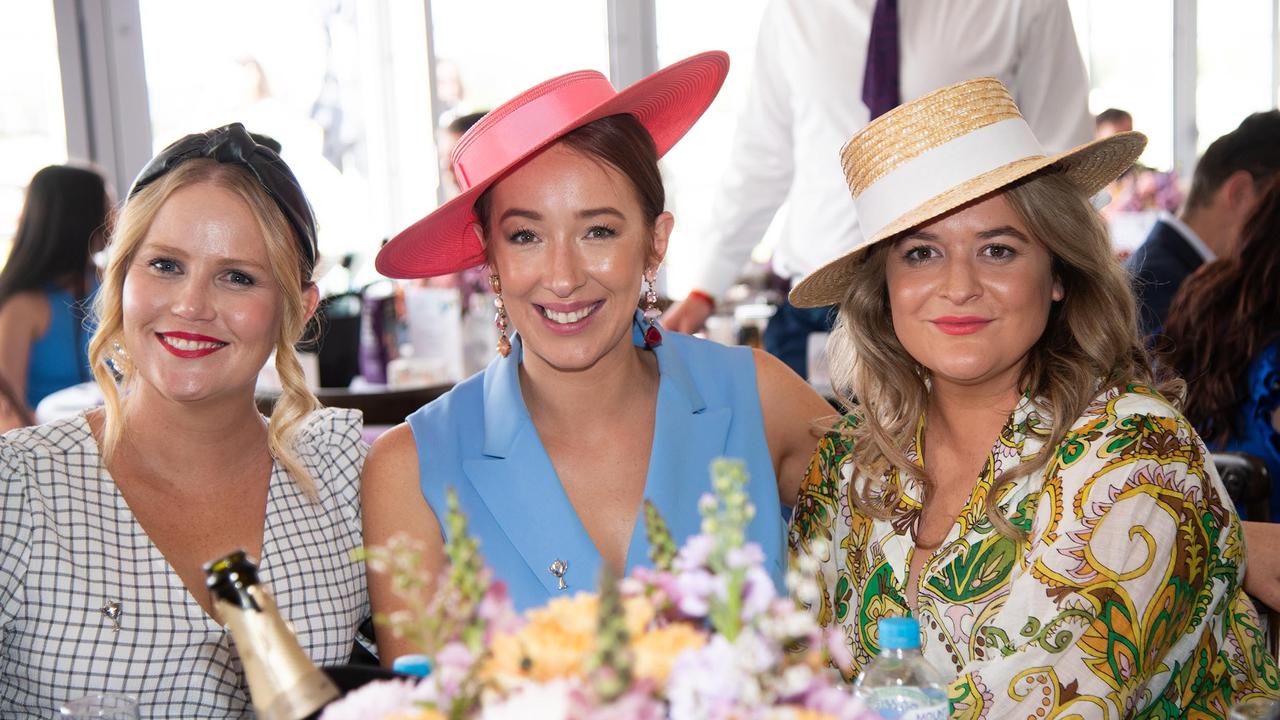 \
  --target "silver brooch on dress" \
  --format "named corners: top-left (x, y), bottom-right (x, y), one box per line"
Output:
top-left (101, 601), bottom-right (123, 633)
top-left (548, 559), bottom-right (569, 590)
